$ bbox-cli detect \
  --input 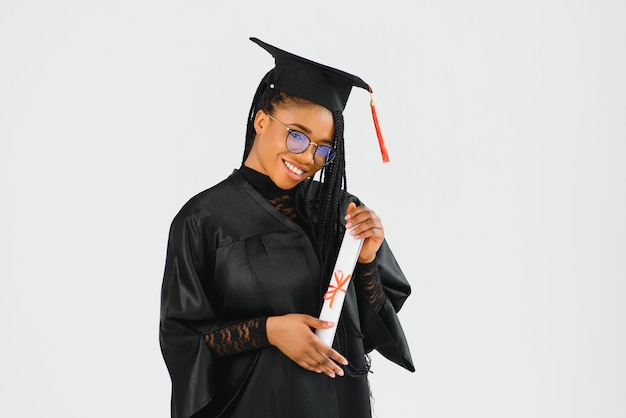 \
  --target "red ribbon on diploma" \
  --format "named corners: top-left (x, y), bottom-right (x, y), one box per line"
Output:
top-left (323, 270), bottom-right (352, 309)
